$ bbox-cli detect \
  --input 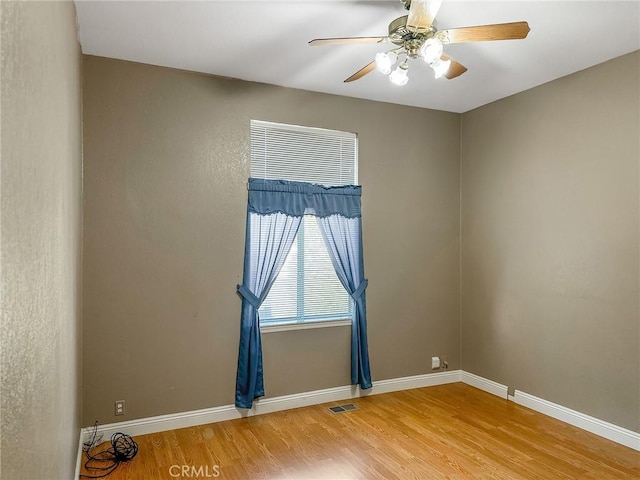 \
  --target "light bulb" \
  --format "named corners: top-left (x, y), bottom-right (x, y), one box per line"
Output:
top-left (389, 63), bottom-right (409, 86)
top-left (375, 51), bottom-right (397, 75)
top-left (431, 58), bottom-right (451, 79)
top-left (420, 38), bottom-right (443, 64)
